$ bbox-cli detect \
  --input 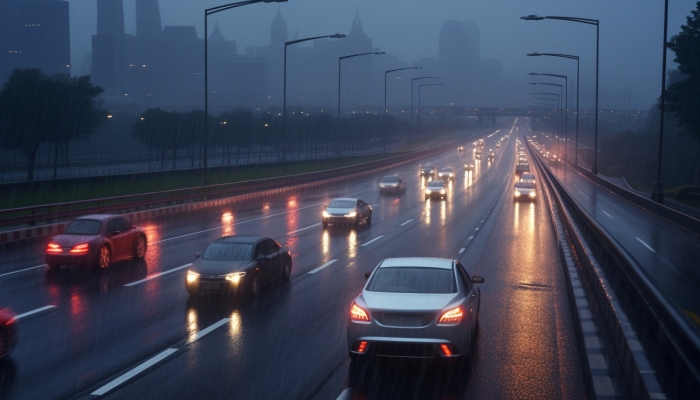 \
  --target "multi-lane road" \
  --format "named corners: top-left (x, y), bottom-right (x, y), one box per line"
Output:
top-left (0, 120), bottom-right (585, 399)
